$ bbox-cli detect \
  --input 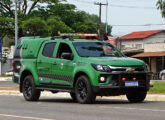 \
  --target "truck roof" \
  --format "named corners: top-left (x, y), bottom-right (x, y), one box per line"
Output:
top-left (20, 36), bottom-right (100, 43)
